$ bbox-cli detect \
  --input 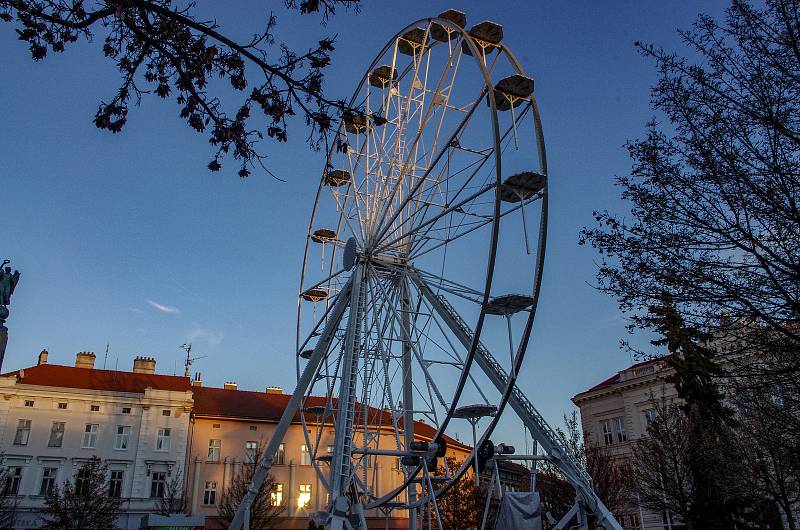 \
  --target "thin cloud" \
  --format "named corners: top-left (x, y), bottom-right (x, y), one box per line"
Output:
top-left (147, 300), bottom-right (181, 314)
top-left (186, 325), bottom-right (223, 347)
